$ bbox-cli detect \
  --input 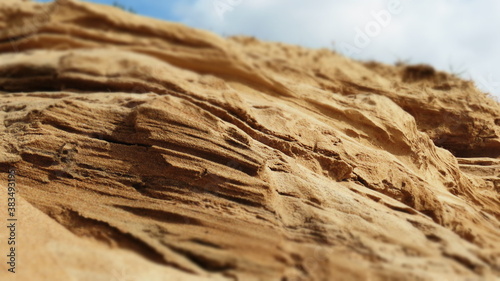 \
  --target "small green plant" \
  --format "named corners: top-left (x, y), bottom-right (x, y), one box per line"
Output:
top-left (448, 63), bottom-right (467, 77)
top-left (112, 1), bottom-right (136, 13)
